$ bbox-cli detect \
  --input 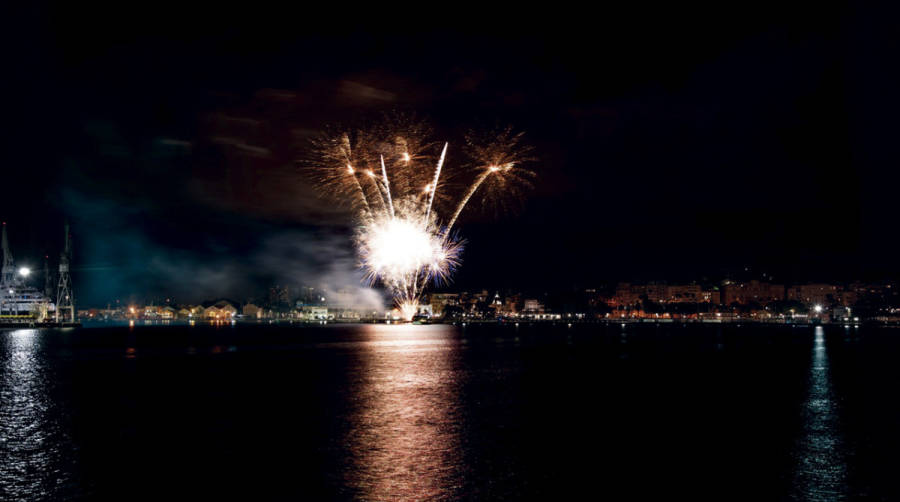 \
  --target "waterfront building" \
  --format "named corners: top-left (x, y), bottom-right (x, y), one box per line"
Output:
top-left (141, 305), bottom-right (176, 319)
top-left (299, 305), bottom-right (328, 320)
top-left (493, 293), bottom-right (518, 316)
top-left (611, 282), bottom-right (719, 306)
top-left (644, 283), bottom-right (668, 303)
top-left (832, 306), bottom-right (854, 322)
top-left (665, 284), bottom-right (703, 303)
top-left (722, 280), bottom-right (785, 305)
top-left (701, 288), bottom-right (721, 304)
top-left (204, 300), bottom-right (238, 319)
top-left (834, 289), bottom-right (857, 307)
top-left (331, 308), bottom-right (361, 321)
top-left (611, 283), bottom-right (641, 307)
top-left (429, 293), bottom-right (459, 317)
top-left (242, 303), bottom-right (263, 319)
top-left (100, 307), bottom-right (122, 319)
top-left (787, 284), bottom-right (839, 306)
top-left (523, 299), bottom-right (544, 314)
